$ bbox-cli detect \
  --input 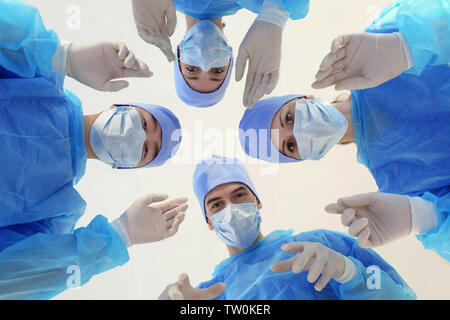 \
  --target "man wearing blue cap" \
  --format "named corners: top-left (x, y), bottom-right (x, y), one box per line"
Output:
top-left (0, 0), bottom-right (188, 299)
top-left (158, 155), bottom-right (416, 300)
